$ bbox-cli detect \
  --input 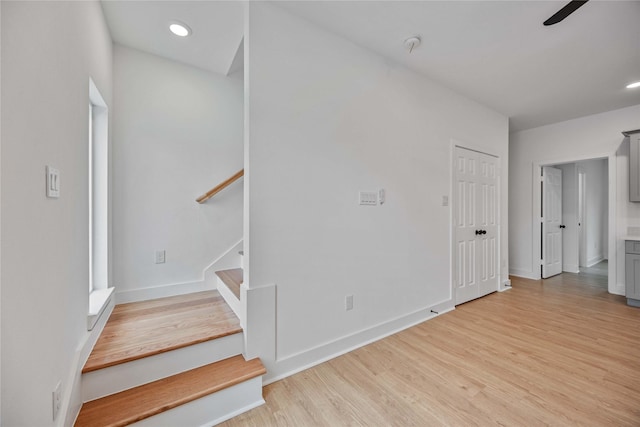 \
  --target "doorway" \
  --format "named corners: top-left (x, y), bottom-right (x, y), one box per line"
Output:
top-left (539, 158), bottom-right (609, 280)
